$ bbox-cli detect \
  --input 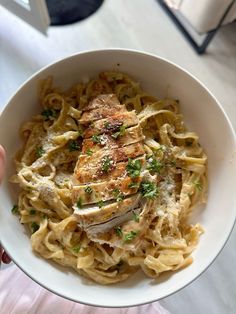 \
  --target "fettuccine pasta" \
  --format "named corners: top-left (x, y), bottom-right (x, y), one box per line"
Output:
top-left (11, 72), bottom-right (207, 284)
